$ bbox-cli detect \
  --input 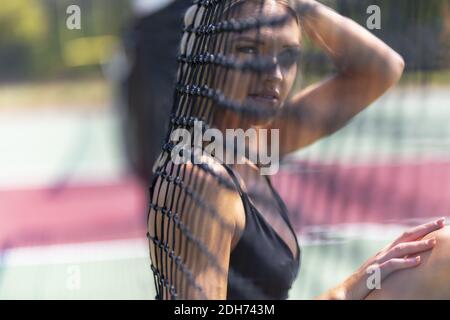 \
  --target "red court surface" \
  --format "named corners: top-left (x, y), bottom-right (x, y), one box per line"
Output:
top-left (1, 160), bottom-right (449, 249)
top-left (274, 161), bottom-right (450, 230)
top-left (0, 178), bottom-right (147, 249)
